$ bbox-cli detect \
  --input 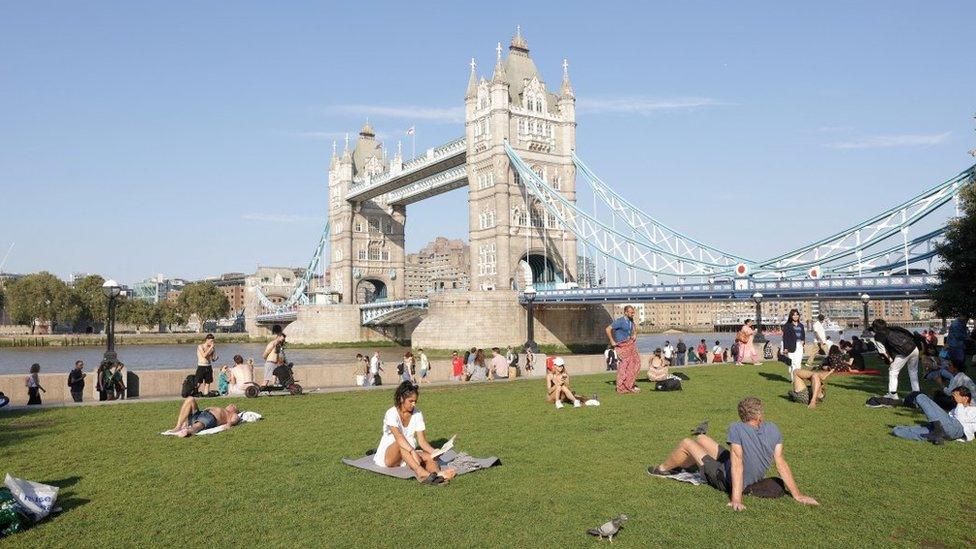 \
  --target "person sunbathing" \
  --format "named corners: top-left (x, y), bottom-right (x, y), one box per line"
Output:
top-left (647, 397), bottom-right (818, 511)
top-left (374, 381), bottom-right (456, 484)
top-left (546, 358), bottom-right (582, 409)
top-left (788, 369), bottom-right (834, 409)
top-left (171, 396), bottom-right (240, 437)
